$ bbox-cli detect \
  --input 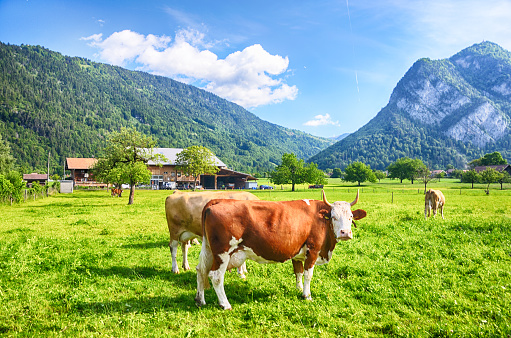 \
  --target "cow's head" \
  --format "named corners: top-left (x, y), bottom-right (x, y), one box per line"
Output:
top-left (322, 190), bottom-right (366, 241)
